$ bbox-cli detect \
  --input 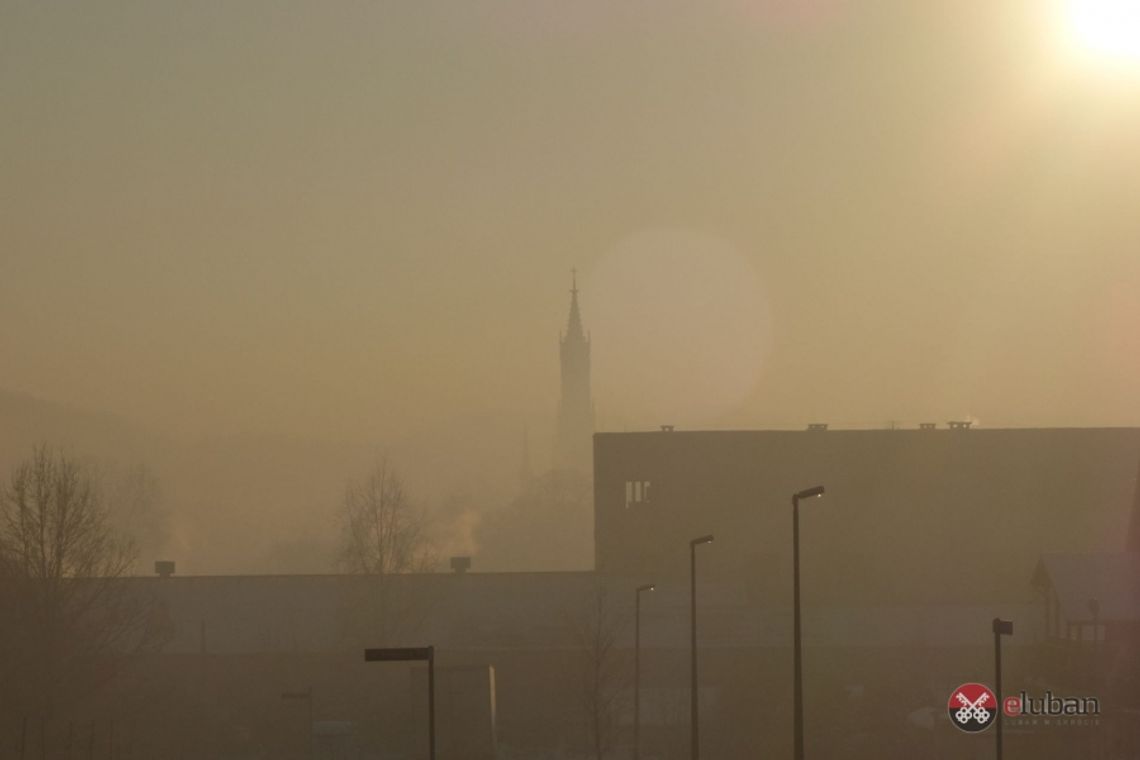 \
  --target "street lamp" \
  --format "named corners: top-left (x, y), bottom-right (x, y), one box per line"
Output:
top-left (689, 534), bottom-right (714, 760)
top-left (280, 687), bottom-right (313, 760)
top-left (993, 618), bottom-right (1013, 760)
top-left (634, 583), bottom-right (655, 760)
top-left (792, 485), bottom-right (825, 760)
